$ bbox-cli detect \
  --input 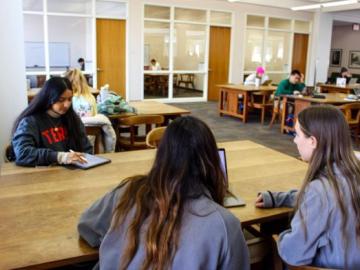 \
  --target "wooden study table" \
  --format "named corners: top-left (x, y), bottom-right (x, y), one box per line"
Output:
top-left (280, 93), bottom-right (360, 133)
top-left (0, 140), bottom-right (306, 269)
top-left (319, 83), bottom-right (360, 94)
top-left (218, 84), bottom-right (276, 123)
top-left (108, 101), bottom-right (191, 125)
